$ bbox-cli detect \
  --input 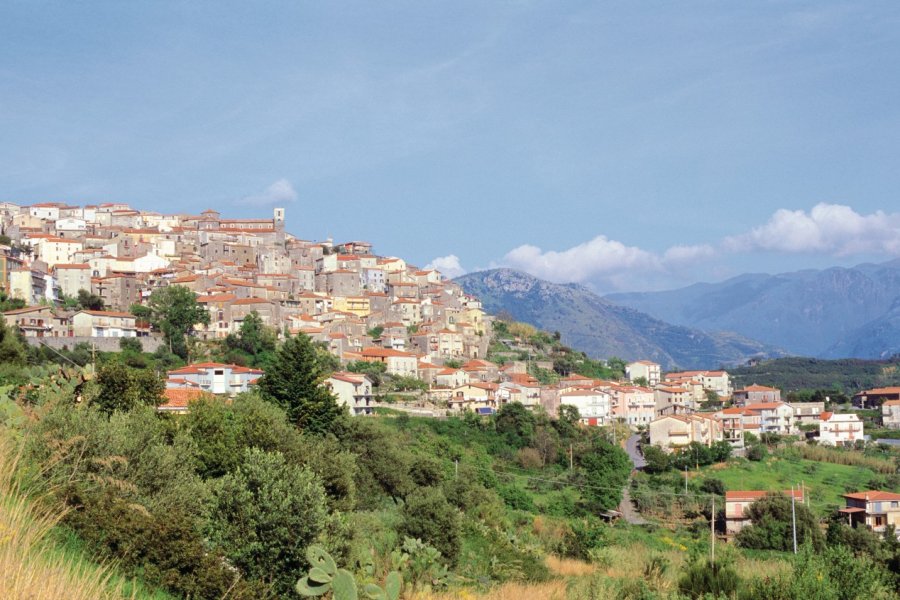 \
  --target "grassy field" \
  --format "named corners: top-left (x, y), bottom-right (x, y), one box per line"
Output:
top-left (698, 454), bottom-right (891, 511)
